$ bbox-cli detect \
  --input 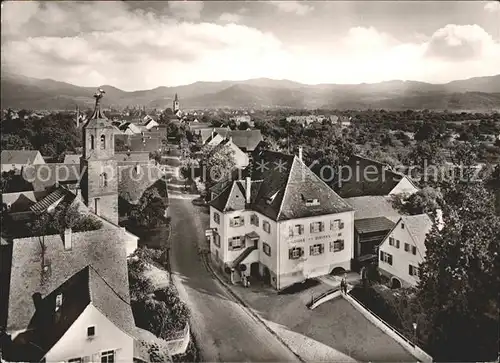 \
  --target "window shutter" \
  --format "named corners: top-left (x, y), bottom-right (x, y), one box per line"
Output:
top-left (289, 249), bottom-right (293, 259)
top-left (229, 239), bottom-right (233, 249)
top-left (339, 221), bottom-right (344, 229)
top-left (289, 227), bottom-right (293, 237)
top-left (241, 217), bottom-right (245, 225)
top-left (408, 265), bottom-right (412, 275)
top-left (412, 246), bottom-right (416, 255)
top-left (320, 222), bottom-right (324, 232)
top-left (300, 248), bottom-right (305, 256)
top-left (320, 244), bottom-right (324, 253)
top-left (380, 251), bottom-right (384, 261)
top-left (310, 223), bottom-right (314, 233)
top-left (299, 225), bottom-right (304, 235)
top-left (396, 240), bottom-right (400, 248)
